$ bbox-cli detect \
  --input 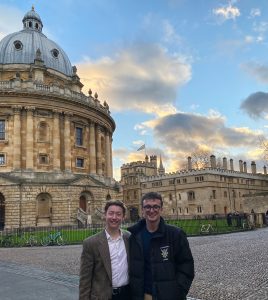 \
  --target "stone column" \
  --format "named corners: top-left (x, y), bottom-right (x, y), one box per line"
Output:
top-left (64, 112), bottom-right (72, 171)
top-left (25, 106), bottom-right (35, 170)
top-left (13, 106), bottom-right (22, 170)
top-left (89, 122), bottom-right (96, 174)
top-left (96, 125), bottom-right (102, 175)
top-left (105, 131), bottom-right (111, 177)
top-left (52, 110), bottom-right (61, 170)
